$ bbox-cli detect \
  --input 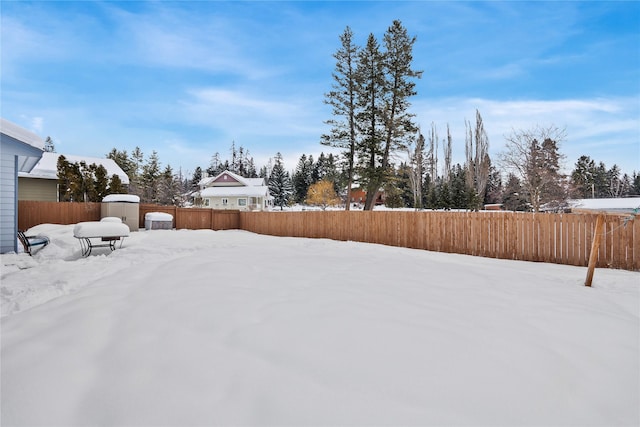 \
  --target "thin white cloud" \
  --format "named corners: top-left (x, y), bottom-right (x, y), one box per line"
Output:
top-left (414, 96), bottom-right (639, 174)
